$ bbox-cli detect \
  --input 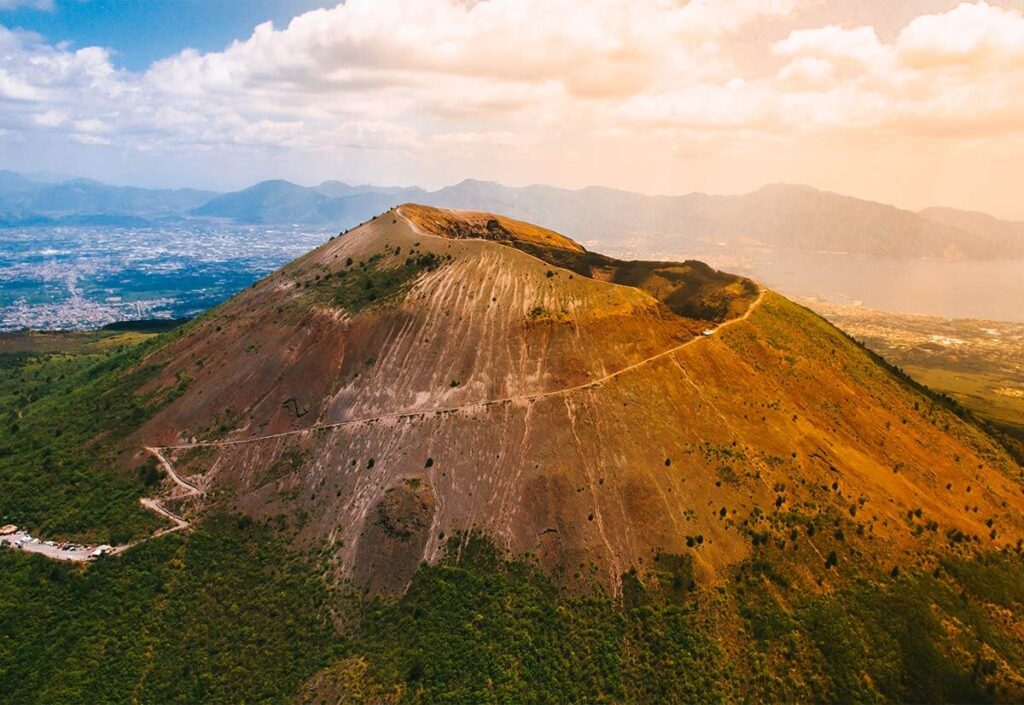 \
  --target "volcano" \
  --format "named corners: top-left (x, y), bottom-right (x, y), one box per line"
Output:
top-left (125, 205), bottom-right (1024, 595)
